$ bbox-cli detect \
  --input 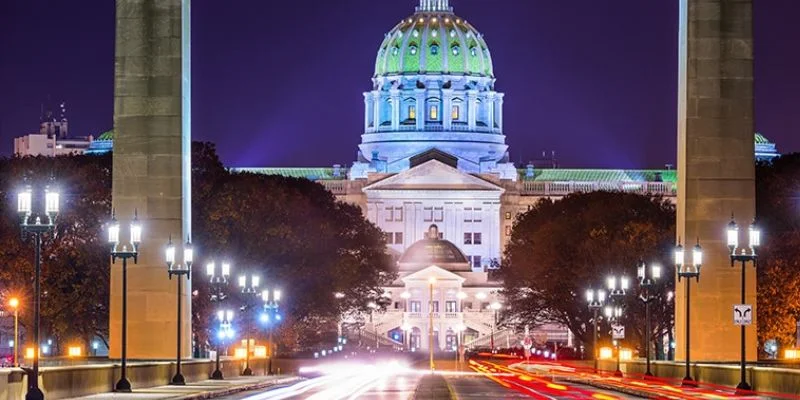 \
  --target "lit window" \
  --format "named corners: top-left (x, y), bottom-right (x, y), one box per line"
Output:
top-left (505, 226), bottom-right (512, 236)
top-left (470, 47), bottom-right (477, 57)
top-left (392, 47), bottom-right (399, 56)
top-left (445, 301), bottom-right (457, 313)
top-left (413, 29), bottom-right (419, 37)
top-left (451, 105), bottom-right (460, 120)
top-left (410, 45), bottom-right (418, 55)
top-left (474, 232), bottom-right (482, 245)
top-left (505, 212), bottom-right (512, 220)
top-left (408, 105), bottom-right (416, 120)
top-left (450, 29), bottom-right (456, 38)
top-left (431, 30), bottom-right (438, 37)
top-left (430, 105), bottom-right (439, 120)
